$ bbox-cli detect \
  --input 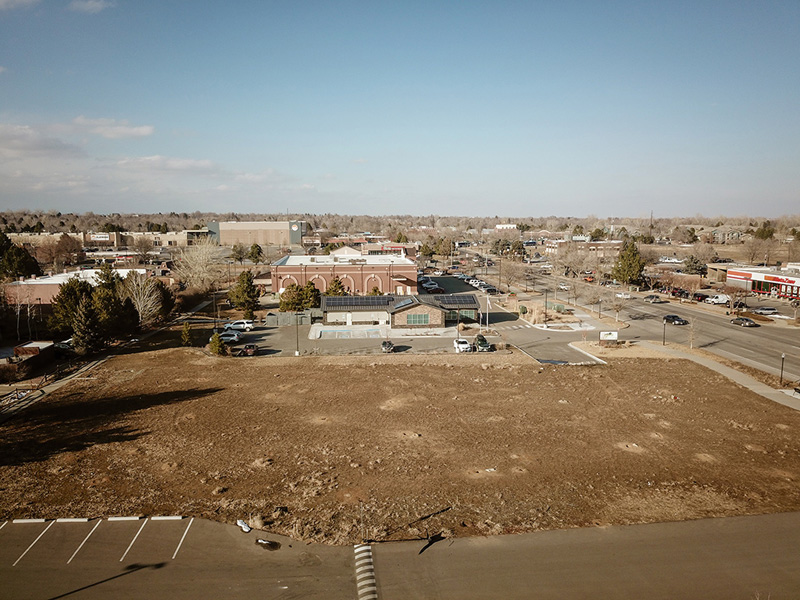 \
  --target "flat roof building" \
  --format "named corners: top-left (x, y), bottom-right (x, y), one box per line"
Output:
top-left (207, 221), bottom-right (307, 247)
top-left (272, 254), bottom-right (418, 296)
